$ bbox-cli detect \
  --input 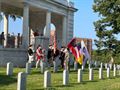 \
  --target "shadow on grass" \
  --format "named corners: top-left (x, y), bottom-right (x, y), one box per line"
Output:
top-left (83, 80), bottom-right (98, 83)
top-left (55, 84), bottom-right (73, 88)
top-left (34, 87), bottom-right (56, 90)
top-left (0, 75), bottom-right (17, 86)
